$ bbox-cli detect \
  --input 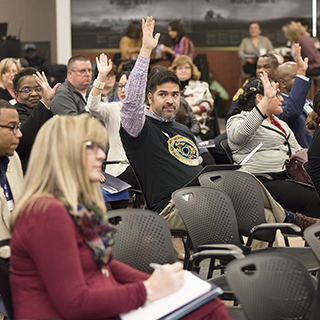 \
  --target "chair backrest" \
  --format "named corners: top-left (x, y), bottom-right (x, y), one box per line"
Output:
top-left (304, 223), bottom-right (320, 265)
top-left (226, 252), bottom-right (315, 320)
top-left (199, 170), bottom-right (276, 243)
top-left (219, 139), bottom-right (234, 164)
top-left (0, 259), bottom-right (13, 320)
top-left (172, 186), bottom-right (248, 253)
top-left (303, 162), bottom-right (320, 202)
top-left (107, 209), bottom-right (176, 274)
